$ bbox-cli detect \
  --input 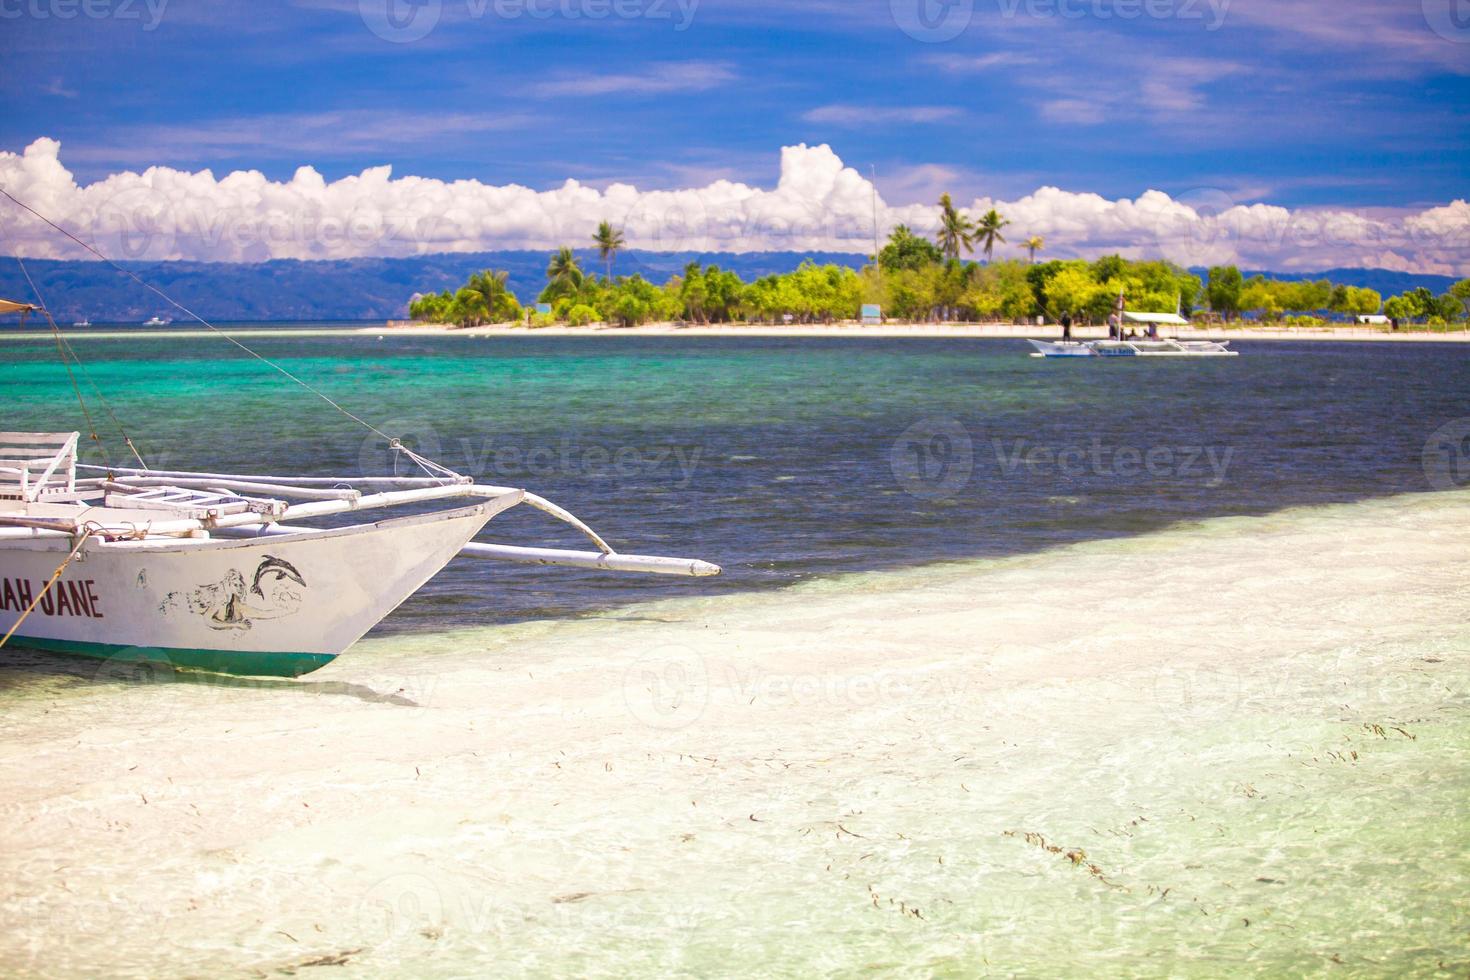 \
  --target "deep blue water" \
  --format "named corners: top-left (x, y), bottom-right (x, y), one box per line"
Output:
top-left (3, 333), bottom-right (1468, 630)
